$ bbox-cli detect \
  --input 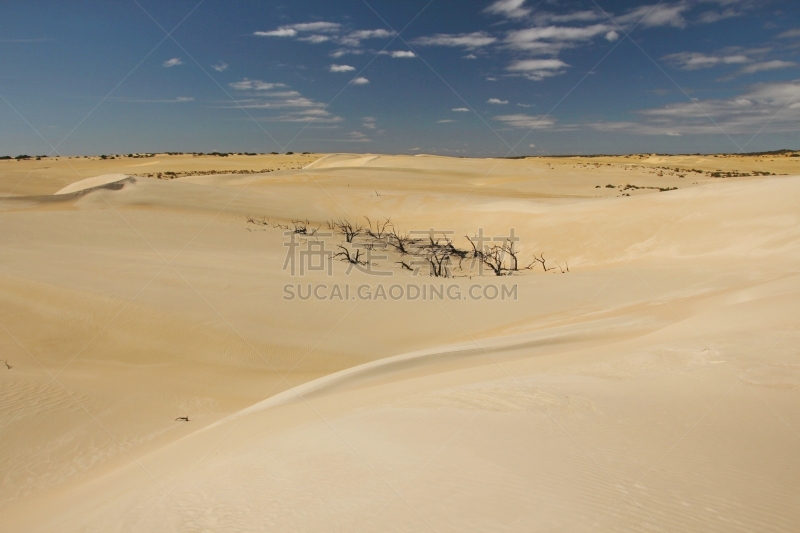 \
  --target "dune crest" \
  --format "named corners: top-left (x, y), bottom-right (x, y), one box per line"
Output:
top-left (54, 173), bottom-right (131, 195)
